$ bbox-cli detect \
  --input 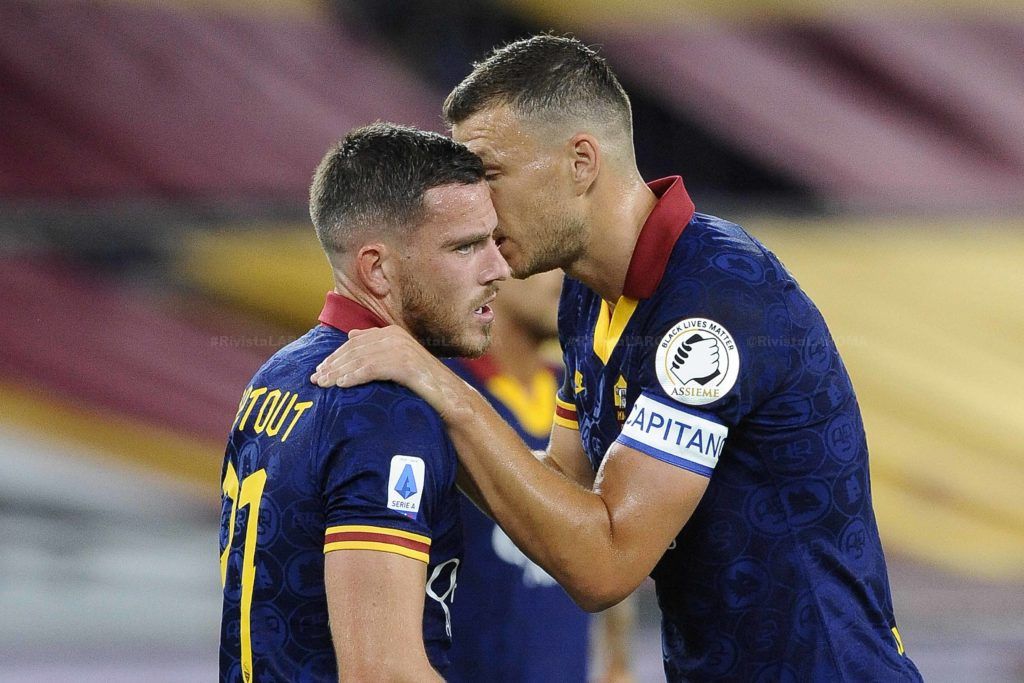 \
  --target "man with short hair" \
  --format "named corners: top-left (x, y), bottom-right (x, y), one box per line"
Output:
top-left (219, 122), bottom-right (508, 681)
top-left (313, 36), bottom-right (922, 682)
